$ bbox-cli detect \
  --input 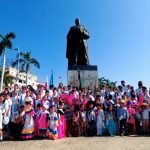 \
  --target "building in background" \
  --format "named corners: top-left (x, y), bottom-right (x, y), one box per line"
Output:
top-left (1, 66), bottom-right (40, 88)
